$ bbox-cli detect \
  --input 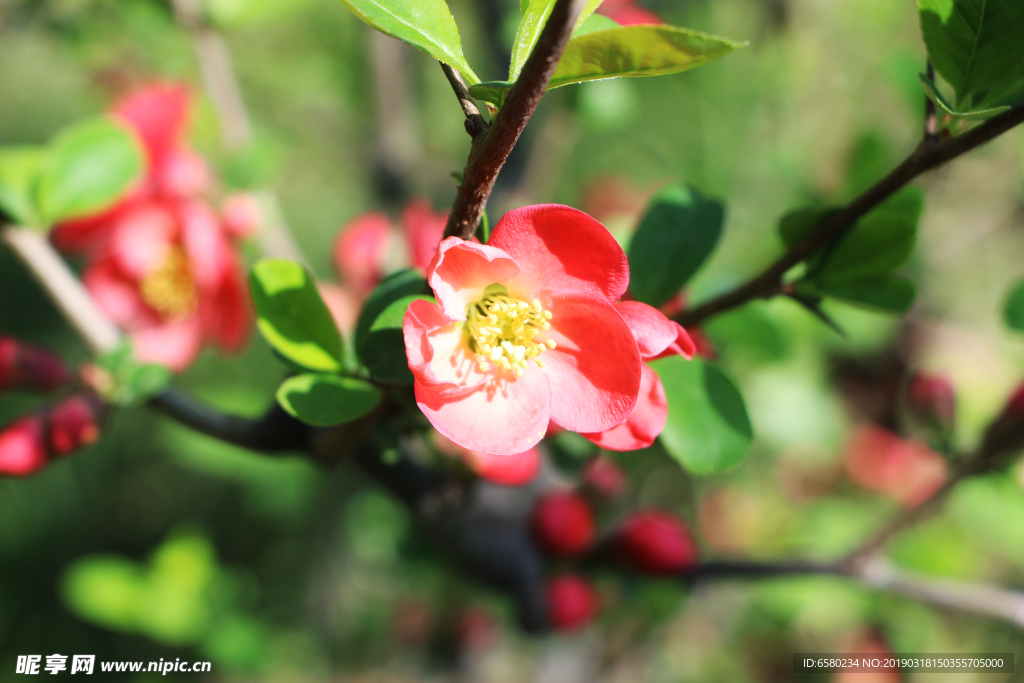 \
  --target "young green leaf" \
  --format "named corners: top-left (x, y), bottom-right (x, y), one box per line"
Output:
top-left (627, 184), bottom-right (724, 307)
top-left (919, 72), bottom-right (1010, 120)
top-left (919, 0), bottom-right (1024, 109)
top-left (651, 356), bottom-right (753, 475)
top-left (812, 188), bottom-right (923, 285)
top-left (338, 0), bottom-right (479, 83)
top-left (355, 269), bottom-right (429, 361)
top-left (468, 81), bottom-right (514, 109)
top-left (509, 0), bottom-right (603, 81)
top-left (362, 294), bottom-right (435, 383)
top-left (547, 25), bottom-right (744, 89)
top-left (276, 374), bottom-right (382, 426)
top-left (0, 147), bottom-right (45, 227)
top-left (37, 116), bottom-right (144, 225)
top-left (813, 275), bottom-right (917, 314)
top-left (1003, 279), bottom-right (1024, 333)
top-left (250, 259), bottom-right (344, 372)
